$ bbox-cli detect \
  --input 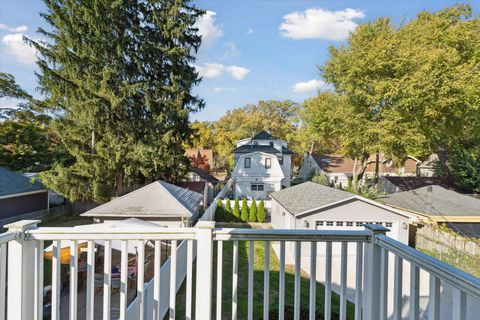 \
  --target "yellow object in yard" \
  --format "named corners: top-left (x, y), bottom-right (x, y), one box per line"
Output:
top-left (44, 242), bottom-right (88, 264)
